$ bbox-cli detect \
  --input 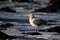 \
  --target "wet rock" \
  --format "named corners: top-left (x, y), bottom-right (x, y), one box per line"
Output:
top-left (14, 0), bottom-right (30, 2)
top-left (35, 7), bottom-right (57, 13)
top-left (0, 7), bottom-right (16, 13)
top-left (34, 0), bottom-right (60, 13)
top-left (21, 32), bottom-right (42, 35)
top-left (48, 0), bottom-right (60, 10)
top-left (0, 31), bottom-right (14, 39)
top-left (0, 23), bottom-right (14, 27)
top-left (47, 26), bottom-right (60, 34)
top-left (0, 0), bottom-right (5, 2)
